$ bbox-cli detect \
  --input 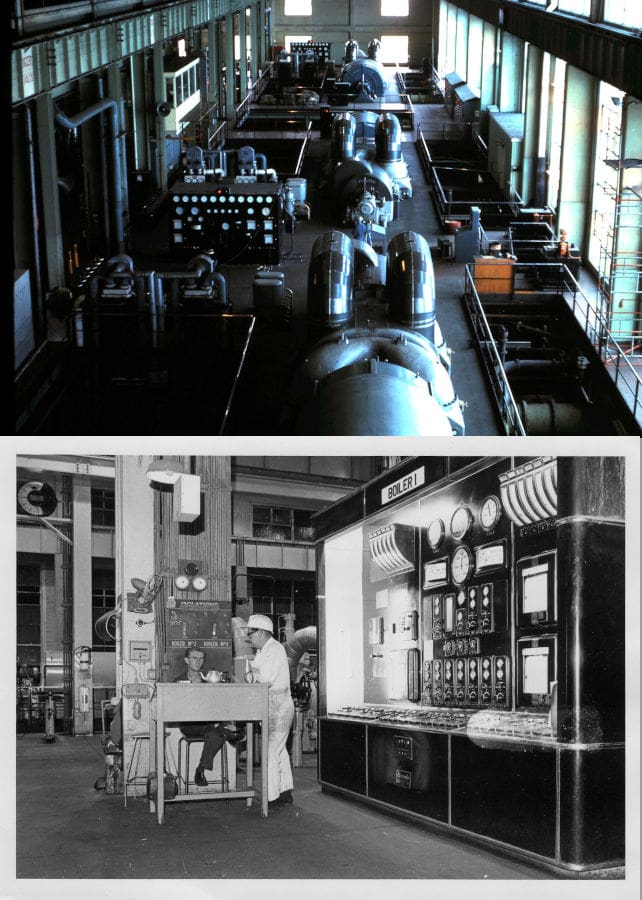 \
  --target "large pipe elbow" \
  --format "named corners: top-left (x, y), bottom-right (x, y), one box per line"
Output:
top-left (284, 626), bottom-right (318, 678)
top-left (307, 230), bottom-right (354, 332)
top-left (386, 231), bottom-right (436, 336)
